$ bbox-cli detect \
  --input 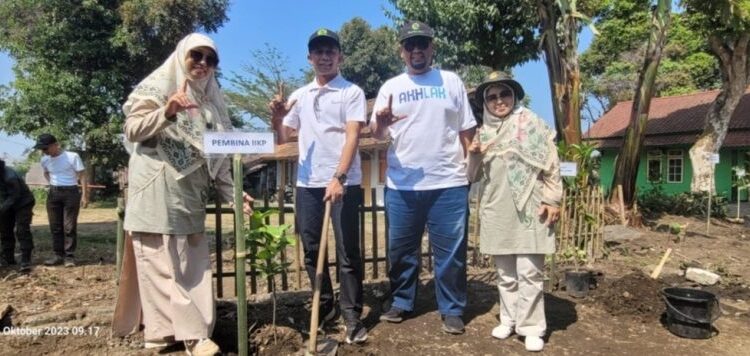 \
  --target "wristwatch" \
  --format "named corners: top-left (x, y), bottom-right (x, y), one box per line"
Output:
top-left (334, 172), bottom-right (348, 185)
